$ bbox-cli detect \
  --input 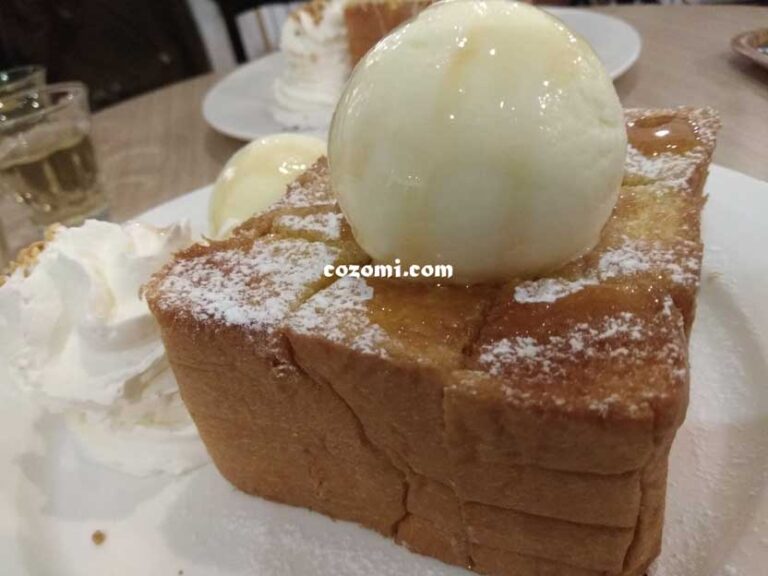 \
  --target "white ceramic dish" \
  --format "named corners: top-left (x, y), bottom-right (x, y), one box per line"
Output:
top-left (203, 52), bottom-right (290, 142)
top-left (548, 8), bottom-right (642, 81)
top-left (1, 164), bottom-right (766, 575)
top-left (202, 8), bottom-right (641, 141)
